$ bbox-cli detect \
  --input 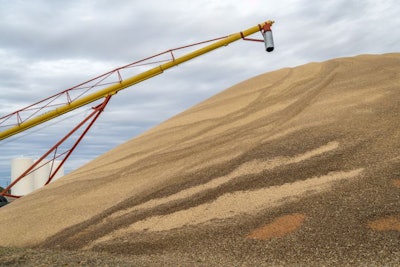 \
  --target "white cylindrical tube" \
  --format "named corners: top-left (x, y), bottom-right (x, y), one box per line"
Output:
top-left (11, 158), bottom-right (34, 196)
top-left (263, 31), bottom-right (274, 52)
